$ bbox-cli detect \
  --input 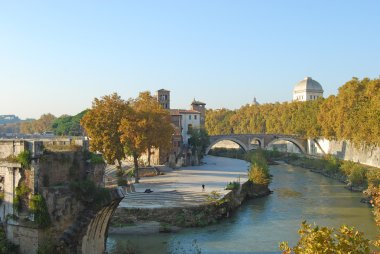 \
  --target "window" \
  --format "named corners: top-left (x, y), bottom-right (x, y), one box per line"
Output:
top-left (187, 124), bottom-right (193, 134)
top-left (189, 115), bottom-right (191, 120)
top-left (194, 115), bottom-right (197, 120)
